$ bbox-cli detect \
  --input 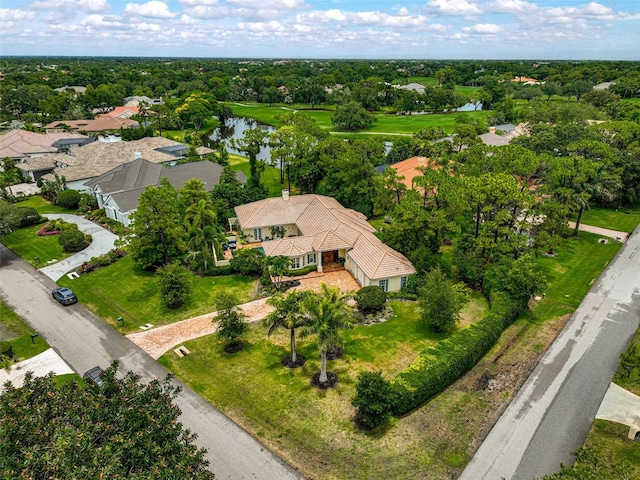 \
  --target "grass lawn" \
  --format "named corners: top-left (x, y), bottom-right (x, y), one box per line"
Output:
top-left (525, 231), bottom-right (622, 323)
top-left (224, 101), bottom-right (489, 136)
top-left (14, 195), bottom-right (76, 215)
top-left (57, 255), bottom-right (259, 333)
top-left (0, 300), bottom-right (50, 361)
top-left (227, 153), bottom-right (289, 197)
top-left (577, 204), bottom-right (640, 233)
top-left (1, 223), bottom-right (74, 268)
top-left (160, 296), bottom-right (488, 480)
